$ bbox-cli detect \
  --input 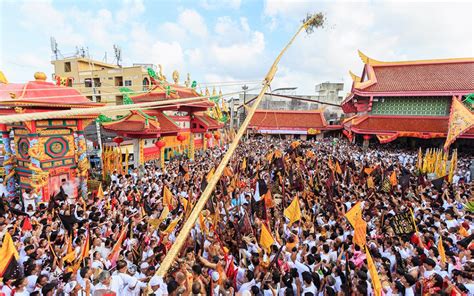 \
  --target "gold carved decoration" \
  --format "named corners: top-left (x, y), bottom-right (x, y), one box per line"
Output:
top-left (14, 107), bottom-right (24, 113)
top-left (172, 70), bottom-right (180, 84)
